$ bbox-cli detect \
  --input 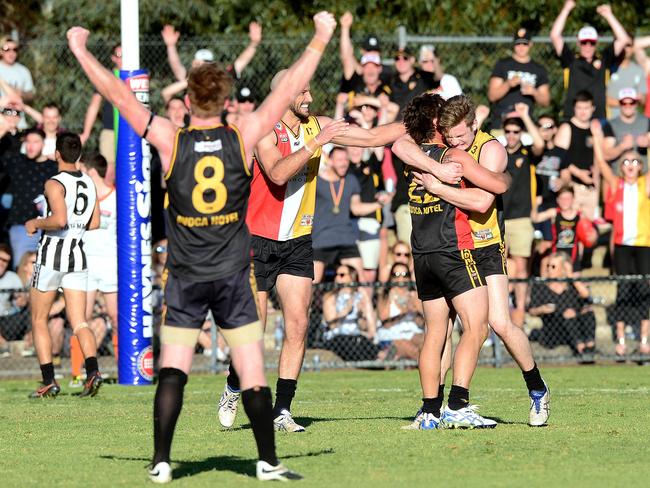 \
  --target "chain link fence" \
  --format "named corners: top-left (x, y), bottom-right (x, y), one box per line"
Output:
top-left (13, 33), bottom-right (615, 151)
top-left (1, 274), bottom-right (649, 378)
